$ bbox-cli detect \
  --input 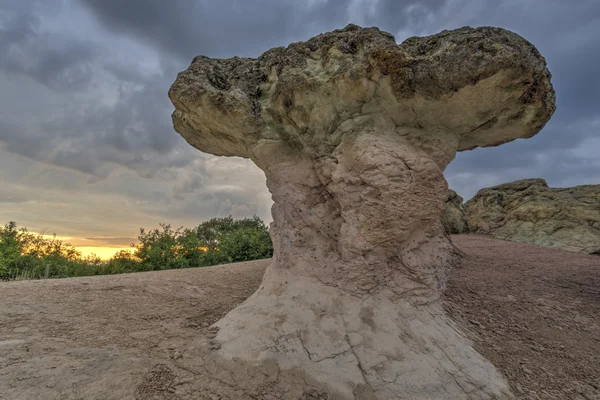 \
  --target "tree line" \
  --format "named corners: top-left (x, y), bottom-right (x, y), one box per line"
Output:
top-left (0, 216), bottom-right (273, 281)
